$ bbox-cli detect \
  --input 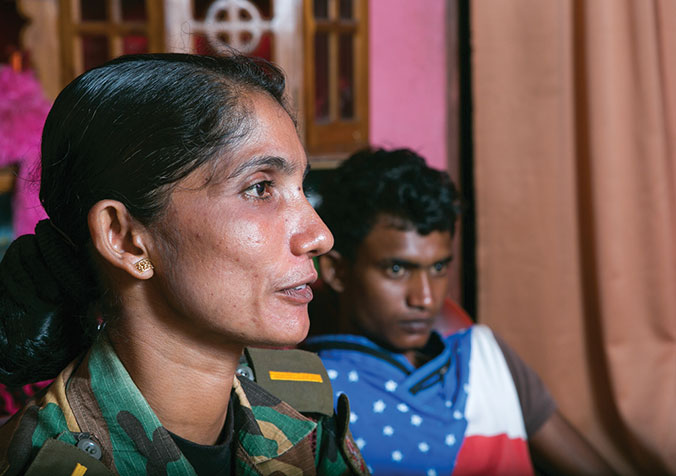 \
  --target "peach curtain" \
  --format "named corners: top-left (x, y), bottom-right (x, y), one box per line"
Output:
top-left (470, 1), bottom-right (676, 474)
